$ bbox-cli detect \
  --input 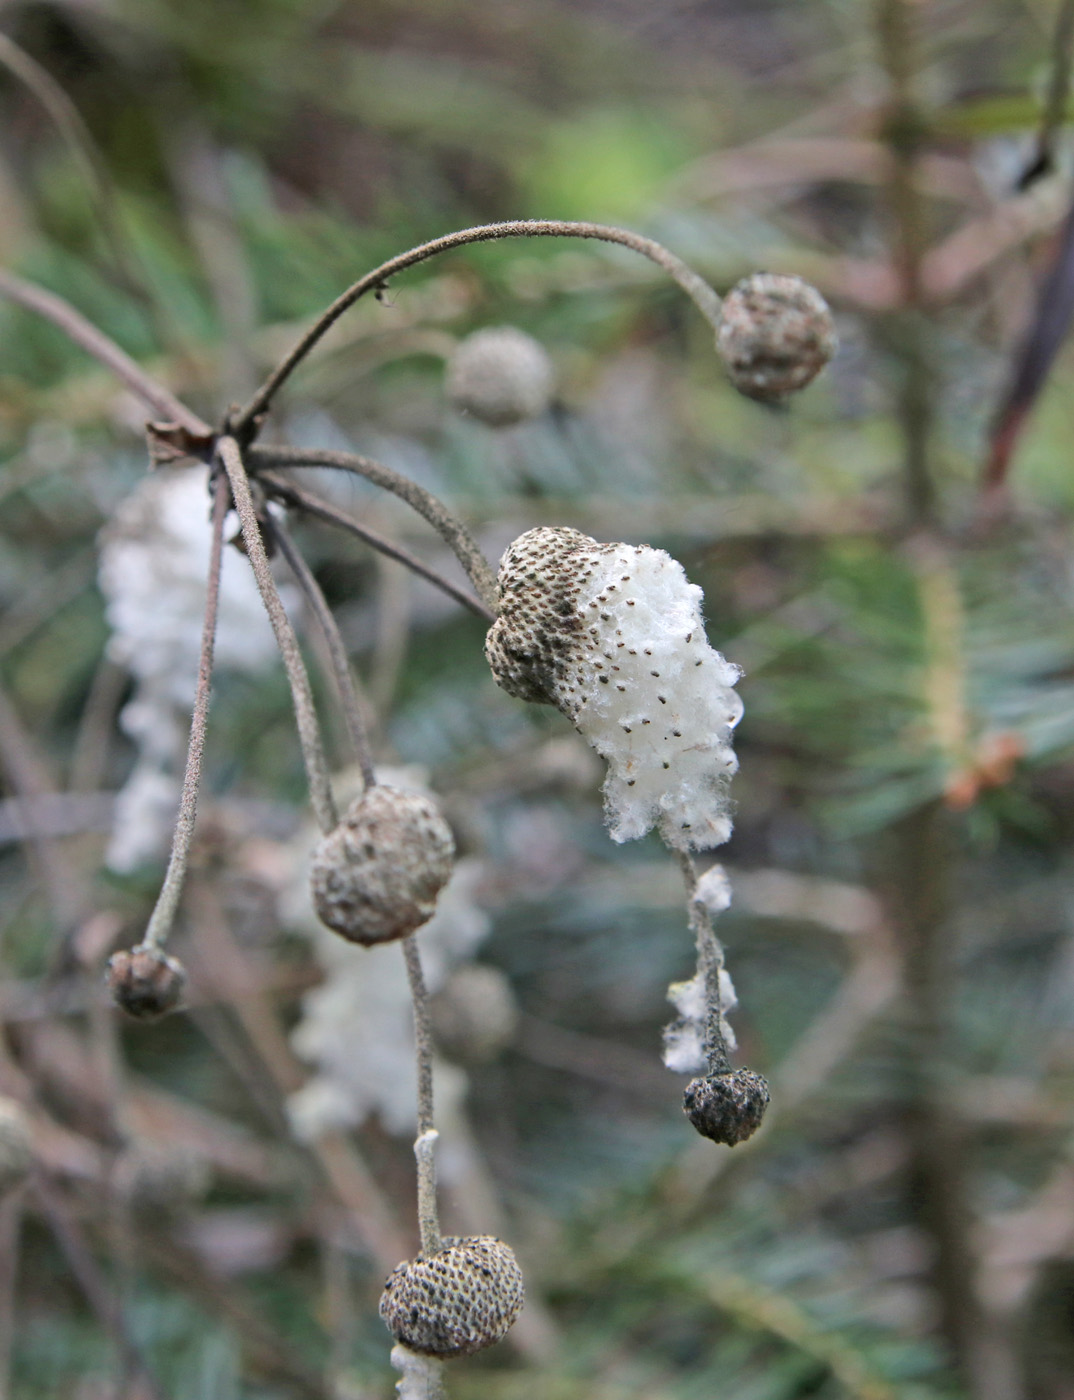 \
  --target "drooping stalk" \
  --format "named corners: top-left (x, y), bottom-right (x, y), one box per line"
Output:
top-left (678, 852), bottom-right (732, 1075)
top-left (217, 436), bottom-right (338, 834)
top-left (402, 934), bottom-right (442, 1257)
top-left (232, 220), bottom-right (723, 433)
top-left (268, 518), bottom-right (378, 791)
top-left (142, 470), bottom-right (228, 950)
top-left (257, 466), bottom-right (494, 620)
